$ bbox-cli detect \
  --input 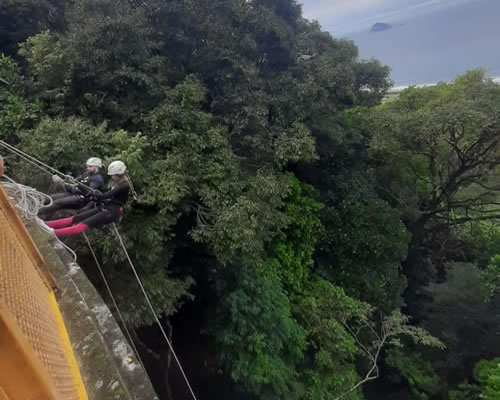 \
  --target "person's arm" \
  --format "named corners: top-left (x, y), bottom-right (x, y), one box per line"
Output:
top-left (62, 182), bottom-right (85, 195)
top-left (76, 175), bottom-right (102, 195)
top-left (93, 182), bottom-right (129, 200)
